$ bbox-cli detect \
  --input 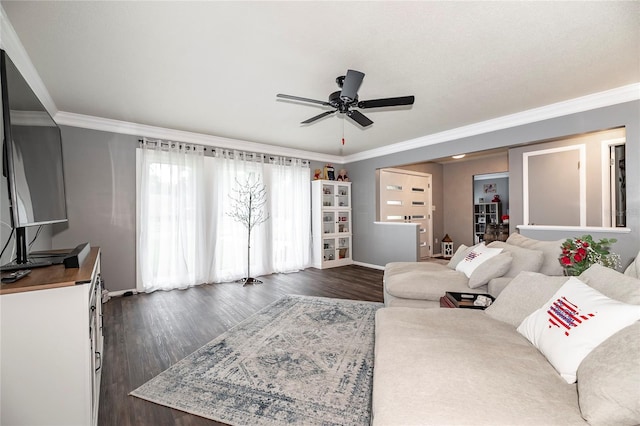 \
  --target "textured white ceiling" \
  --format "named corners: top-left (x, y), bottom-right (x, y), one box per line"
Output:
top-left (2, 1), bottom-right (639, 157)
